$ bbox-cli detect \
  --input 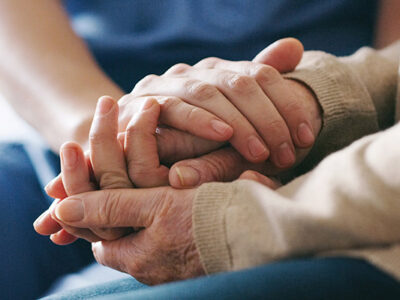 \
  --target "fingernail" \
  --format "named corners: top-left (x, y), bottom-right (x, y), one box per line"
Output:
top-left (55, 199), bottom-right (84, 222)
top-left (142, 99), bottom-right (155, 111)
top-left (175, 166), bottom-right (200, 187)
top-left (97, 97), bottom-right (114, 115)
top-left (297, 123), bottom-right (315, 146)
top-left (277, 142), bottom-right (295, 167)
top-left (61, 147), bottom-right (77, 169)
top-left (248, 136), bottom-right (268, 158)
top-left (210, 120), bottom-right (232, 137)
